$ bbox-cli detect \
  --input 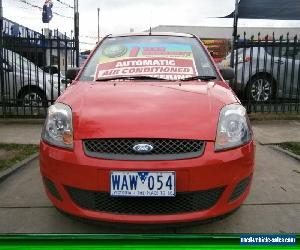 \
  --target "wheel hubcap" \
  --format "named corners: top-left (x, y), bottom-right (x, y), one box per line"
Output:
top-left (250, 79), bottom-right (272, 102)
top-left (23, 92), bottom-right (42, 107)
